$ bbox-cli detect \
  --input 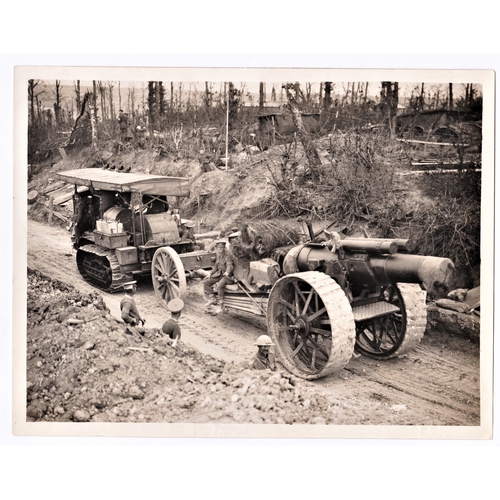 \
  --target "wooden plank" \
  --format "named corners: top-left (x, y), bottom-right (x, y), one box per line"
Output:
top-left (397, 169), bottom-right (481, 176)
top-left (127, 347), bottom-right (152, 353)
top-left (52, 211), bottom-right (69, 222)
top-left (42, 181), bottom-right (66, 195)
top-left (48, 197), bottom-right (54, 224)
top-left (53, 185), bottom-right (88, 205)
top-left (397, 138), bottom-right (468, 147)
top-left (56, 168), bottom-right (190, 197)
top-left (410, 162), bottom-right (465, 168)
